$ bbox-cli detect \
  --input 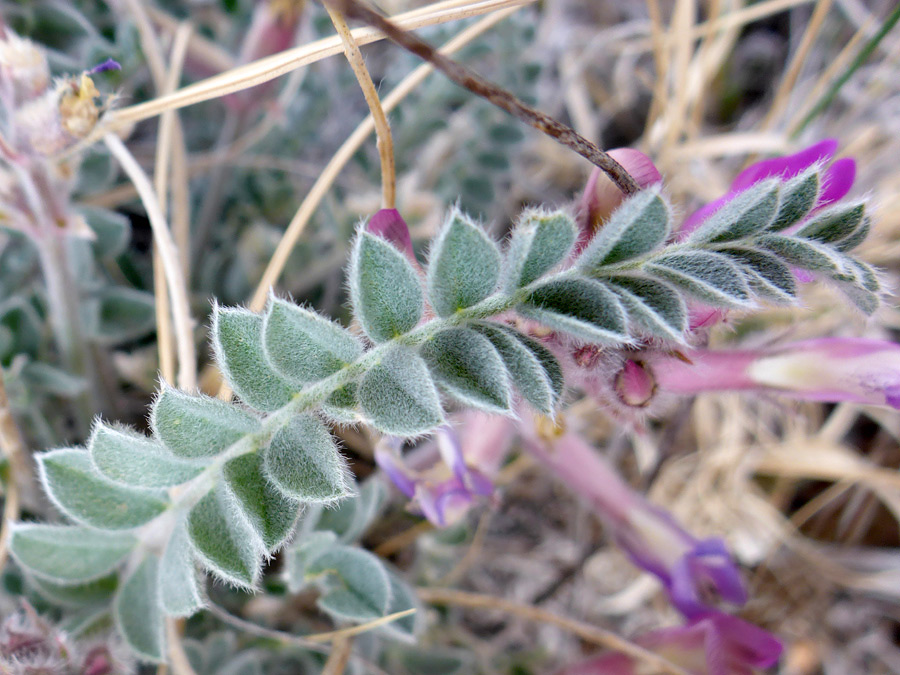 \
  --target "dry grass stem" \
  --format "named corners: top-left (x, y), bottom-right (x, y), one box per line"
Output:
top-left (0, 369), bottom-right (28, 575)
top-left (326, 6), bottom-right (396, 209)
